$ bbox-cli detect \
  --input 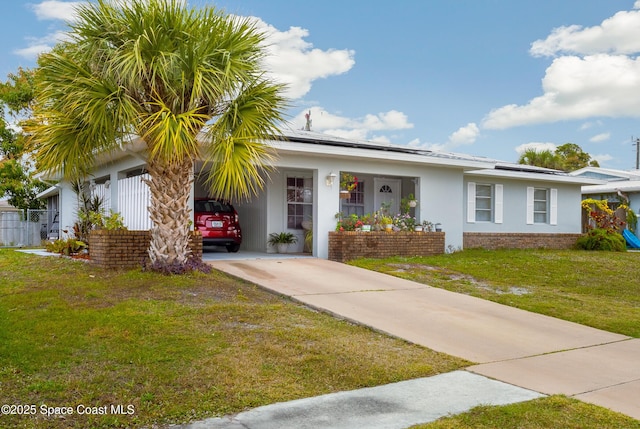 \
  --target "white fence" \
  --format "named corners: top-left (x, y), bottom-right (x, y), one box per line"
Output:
top-left (118, 173), bottom-right (153, 230)
top-left (91, 182), bottom-right (112, 212)
top-left (0, 210), bottom-right (57, 247)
